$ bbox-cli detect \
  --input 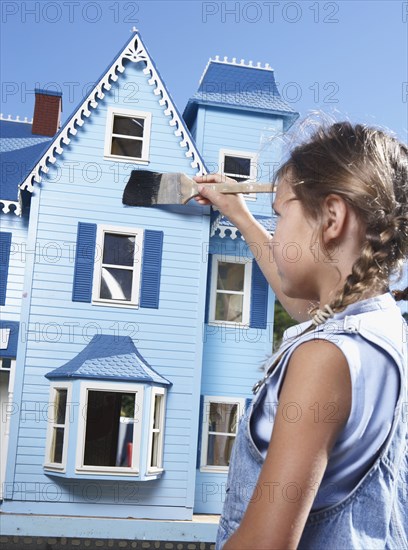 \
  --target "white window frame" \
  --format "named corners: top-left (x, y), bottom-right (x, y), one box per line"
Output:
top-left (0, 357), bottom-right (13, 370)
top-left (76, 381), bottom-right (144, 476)
top-left (0, 328), bottom-right (11, 351)
top-left (219, 149), bottom-right (259, 201)
top-left (200, 395), bottom-right (245, 473)
top-left (104, 107), bottom-right (152, 164)
top-left (146, 387), bottom-right (166, 475)
top-left (44, 382), bottom-right (72, 472)
top-left (92, 224), bottom-right (144, 308)
top-left (209, 254), bottom-right (252, 327)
